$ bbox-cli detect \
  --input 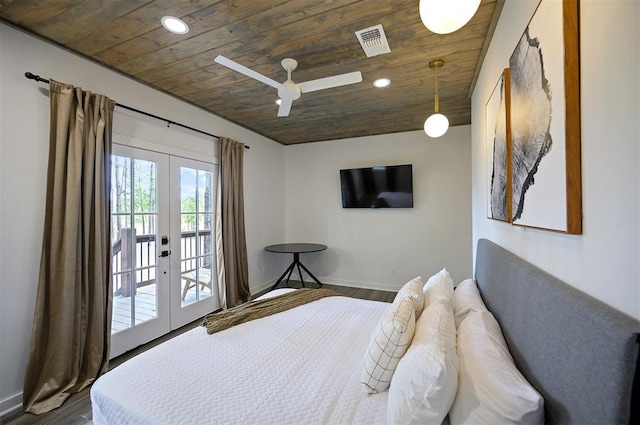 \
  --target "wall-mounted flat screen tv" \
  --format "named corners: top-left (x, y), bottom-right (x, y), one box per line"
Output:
top-left (340, 164), bottom-right (413, 208)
